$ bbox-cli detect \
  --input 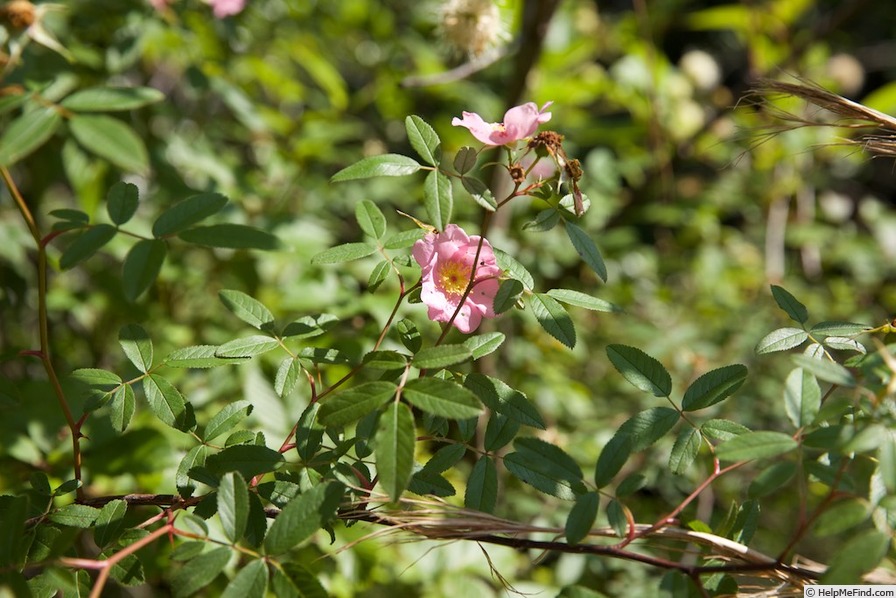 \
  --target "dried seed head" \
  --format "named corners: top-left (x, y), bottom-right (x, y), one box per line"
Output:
top-left (509, 163), bottom-right (526, 184)
top-left (1, 0), bottom-right (36, 29)
top-left (438, 0), bottom-right (507, 58)
top-left (528, 130), bottom-right (565, 156)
